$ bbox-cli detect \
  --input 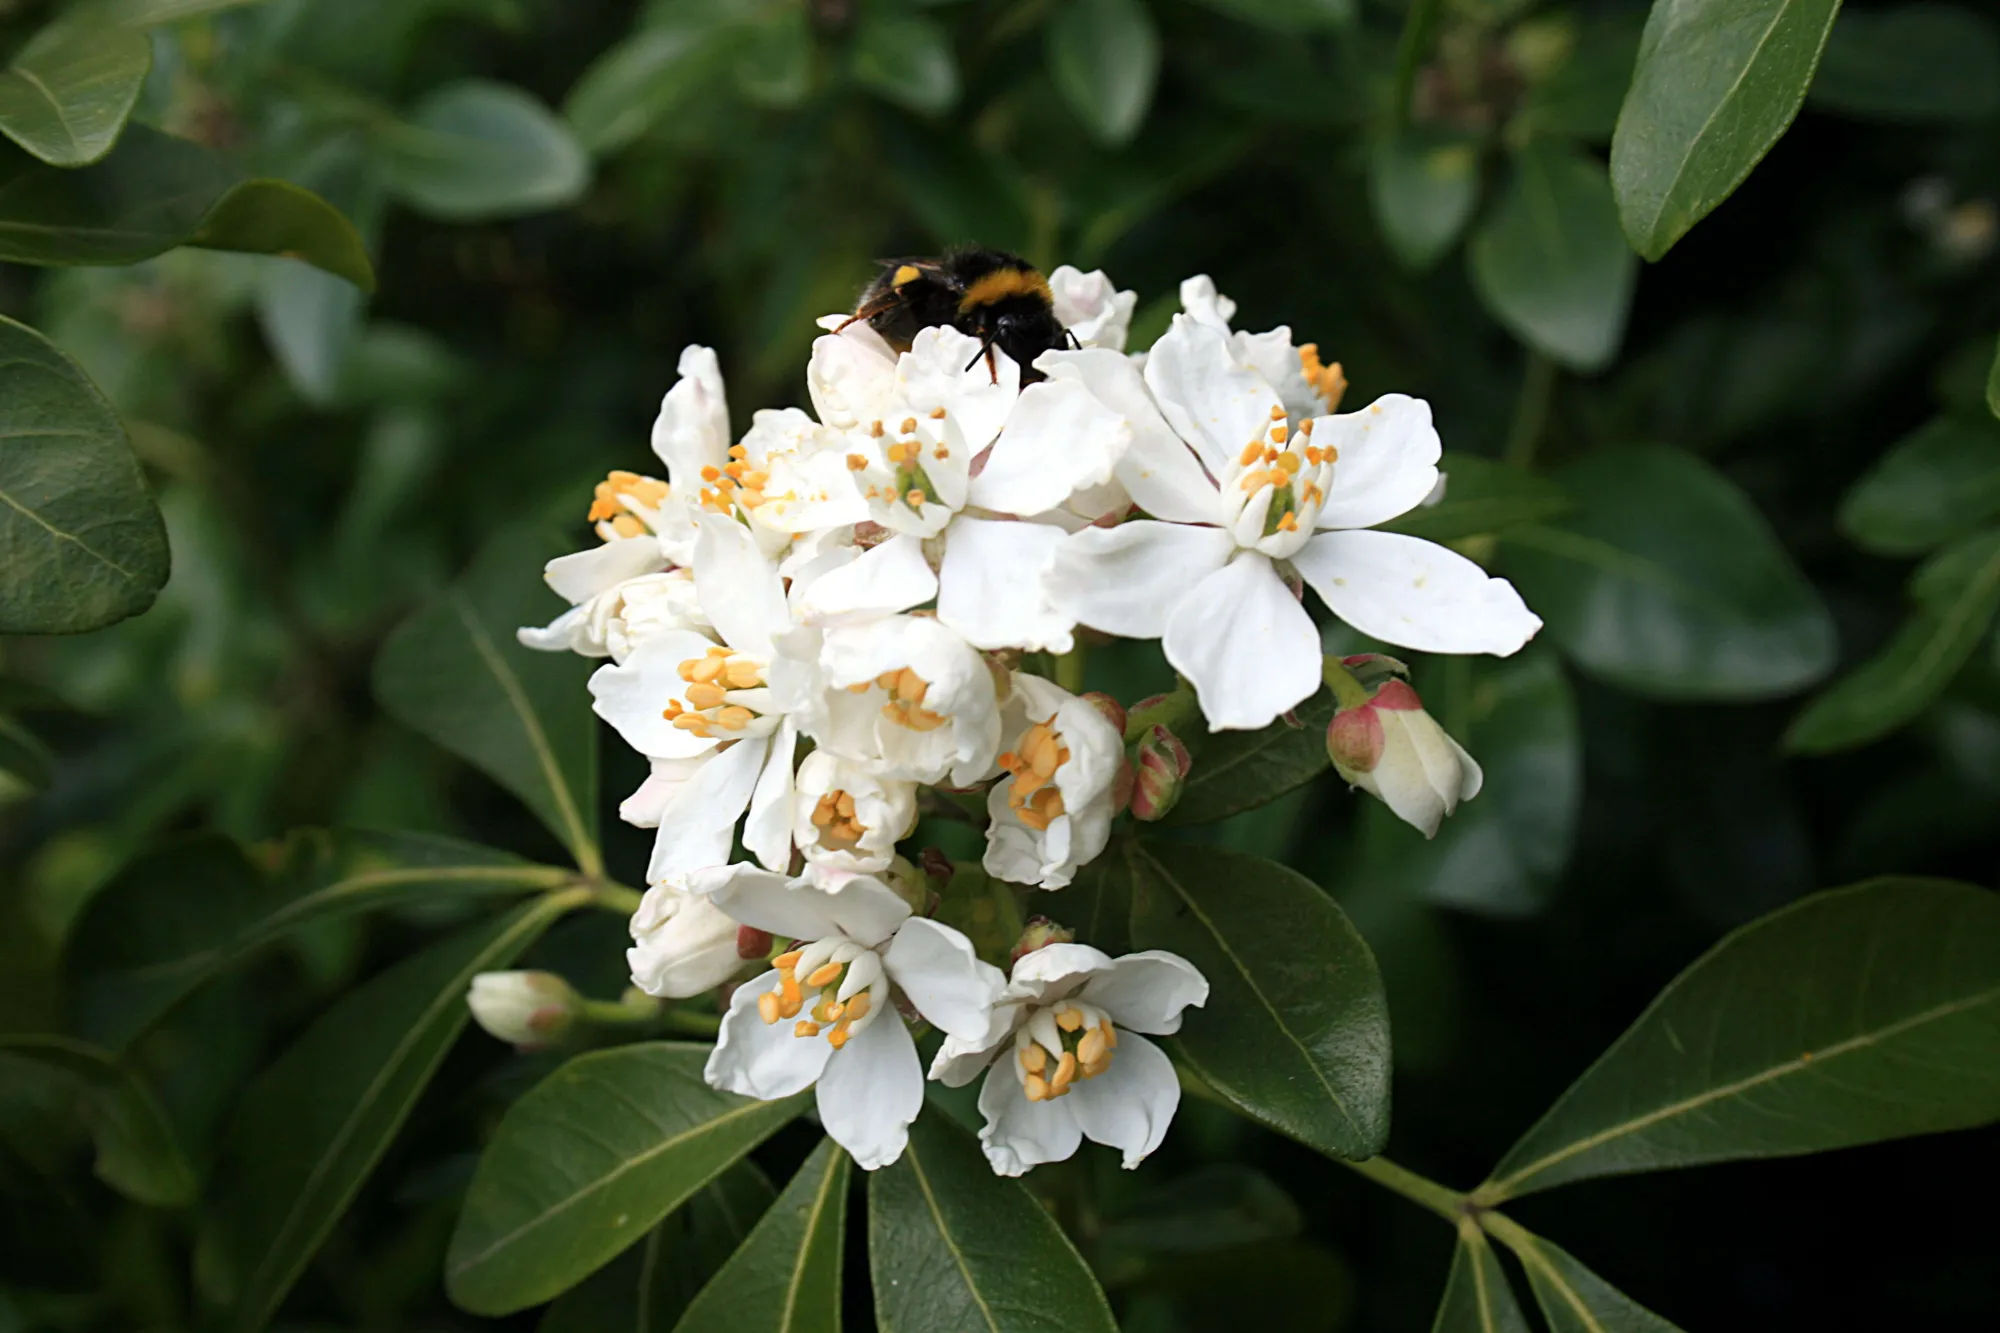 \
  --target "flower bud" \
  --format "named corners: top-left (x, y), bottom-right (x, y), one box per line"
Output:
top-left (1326, 679), bottom-right (1482, 839)
top-left (1079, 692), bottom-right (1127, 736)
top-left (1010, 916), bottom-right (1075, 966)
top-left (628, 882), bottom-right (744, 999)
top-left (1129, 723), bottom-right (1192, 821)
top-left (736, 925), bottom-right (774, 960)
top-left (466, 971), bottom-right (582, 1050)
